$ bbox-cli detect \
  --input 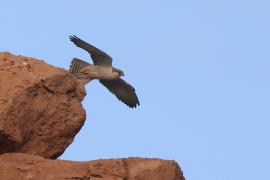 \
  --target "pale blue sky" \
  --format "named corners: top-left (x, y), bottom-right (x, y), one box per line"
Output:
top-left (1, 1), bottom-right (270, 179)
